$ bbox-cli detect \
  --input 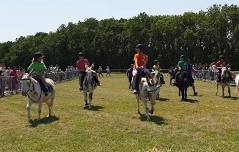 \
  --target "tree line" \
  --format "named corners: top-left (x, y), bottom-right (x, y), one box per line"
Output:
top-left (0, 4), bottom-right (238, 70)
